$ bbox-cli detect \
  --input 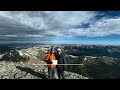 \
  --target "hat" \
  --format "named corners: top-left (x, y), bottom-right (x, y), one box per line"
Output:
top-left (57, 48), bottom-right (61, 52)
